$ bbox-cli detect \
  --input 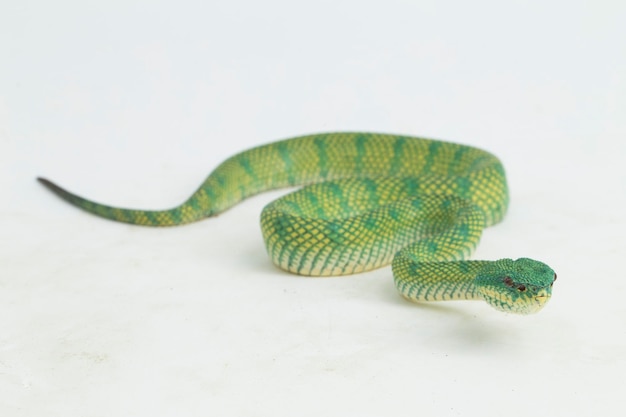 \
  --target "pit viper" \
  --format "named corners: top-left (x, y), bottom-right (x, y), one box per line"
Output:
top-left (38, 132), bottom-right (556, 314)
